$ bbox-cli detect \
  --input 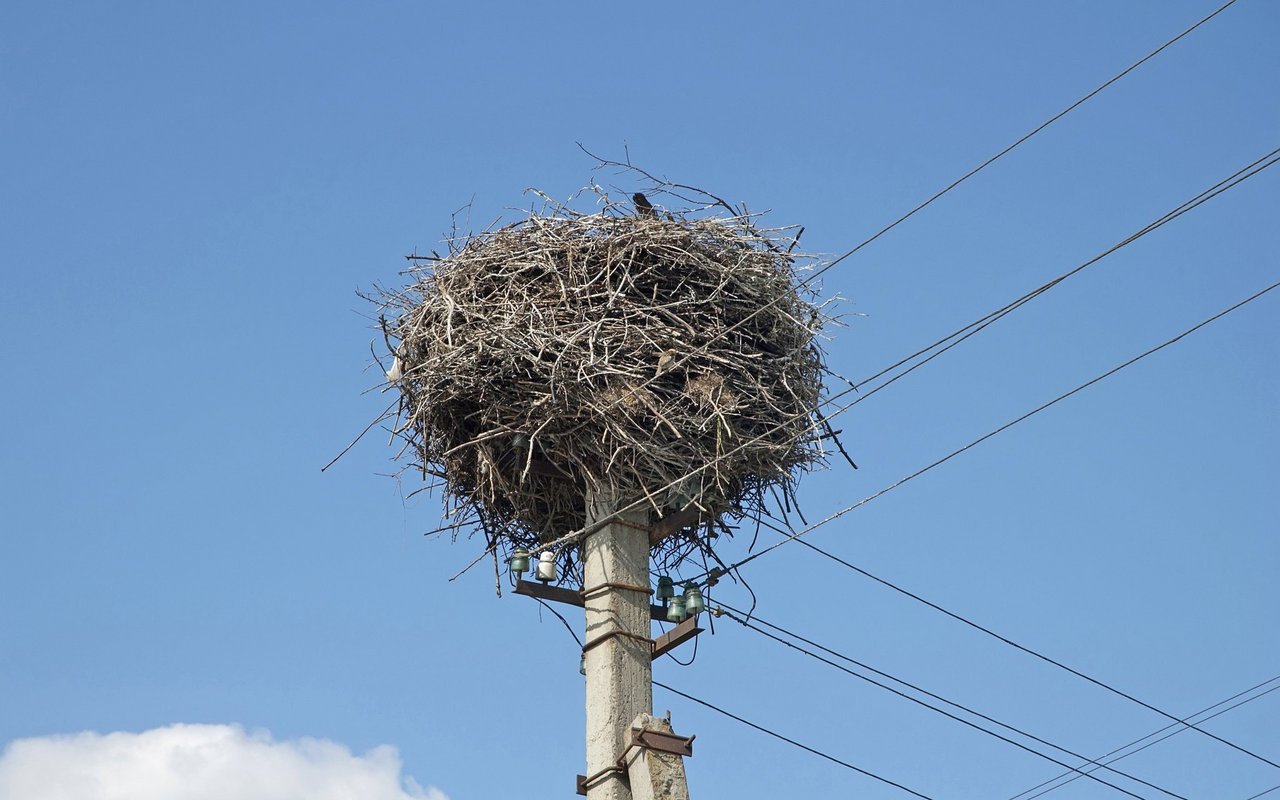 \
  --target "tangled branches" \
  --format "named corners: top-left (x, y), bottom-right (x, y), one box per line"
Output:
top-left (375, 190), bottom-right (834, 583)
